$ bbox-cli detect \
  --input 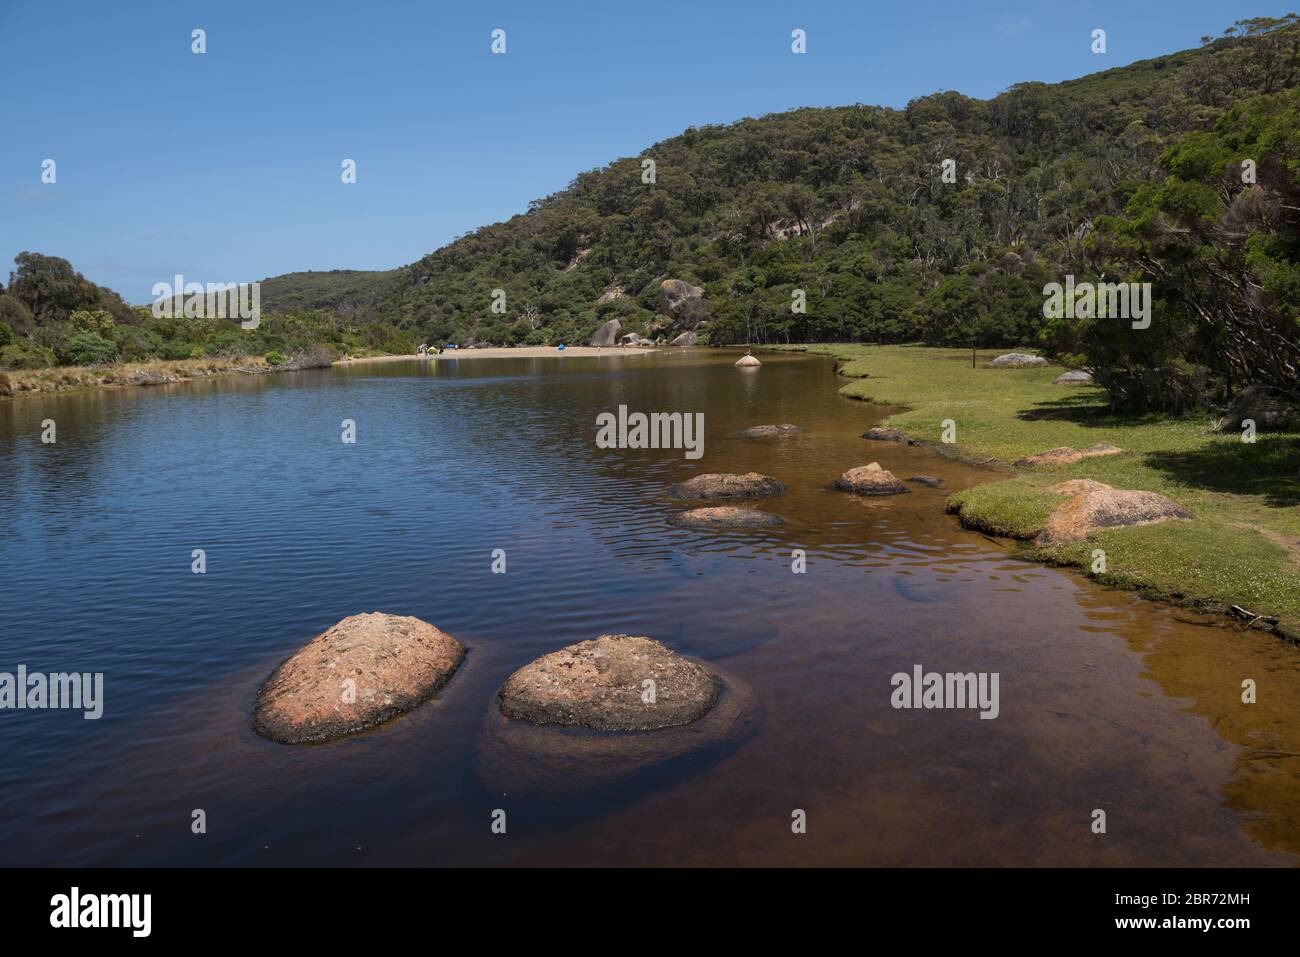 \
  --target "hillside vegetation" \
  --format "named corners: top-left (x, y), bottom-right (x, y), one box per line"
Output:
top-left (4, 16), bottom-right (1298, 414)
